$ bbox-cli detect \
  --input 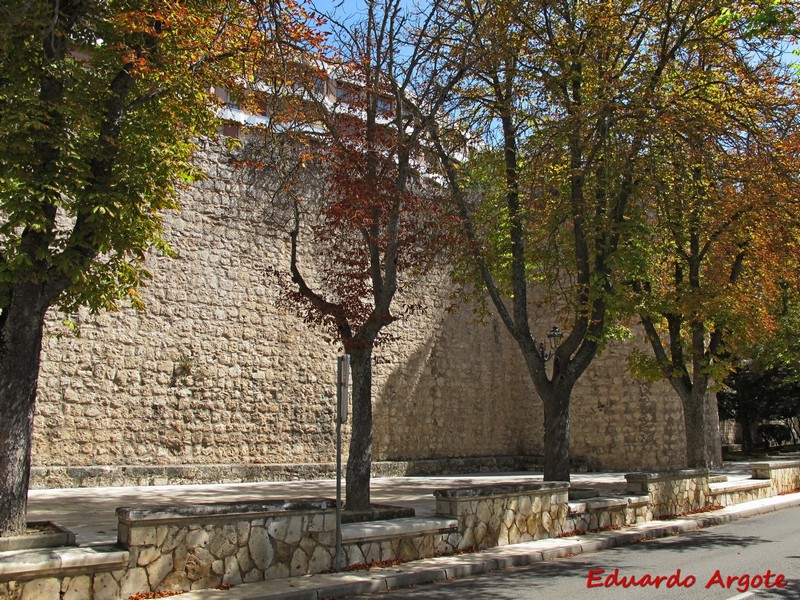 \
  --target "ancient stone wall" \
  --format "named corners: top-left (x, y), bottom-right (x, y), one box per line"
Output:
top-left (33, 140), bottom-right (686, 486)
